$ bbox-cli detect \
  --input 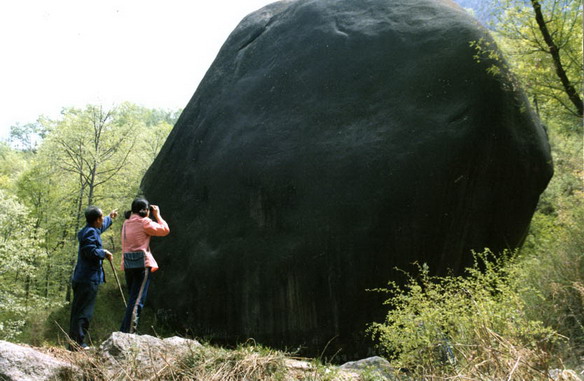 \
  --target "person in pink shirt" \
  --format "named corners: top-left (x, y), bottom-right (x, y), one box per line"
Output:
top-left (119, 198), bottom-right (170, 333)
